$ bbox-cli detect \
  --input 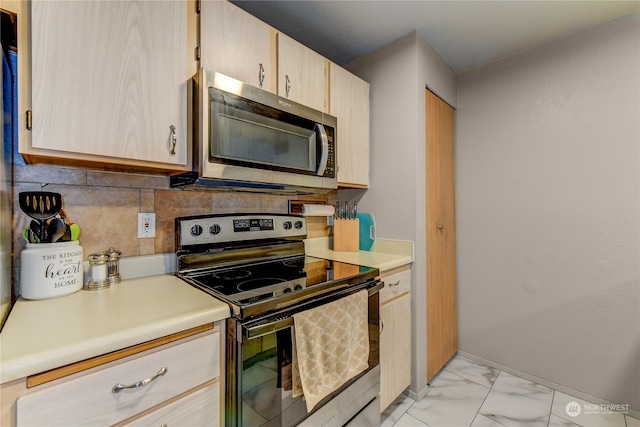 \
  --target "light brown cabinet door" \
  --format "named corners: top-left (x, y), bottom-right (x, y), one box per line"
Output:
top-left (426, 89), bottom-right (457, 382)
top-left (380, 293), bottom-right (411, 412)
top-left (199, 0), bottom-right (276, 93)
top-left (277, 32), bottom-right (327, 112)
top-left (329, 62), bottom-right (370, 188)
top-left (29, 0), bottom-right (189, 169)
